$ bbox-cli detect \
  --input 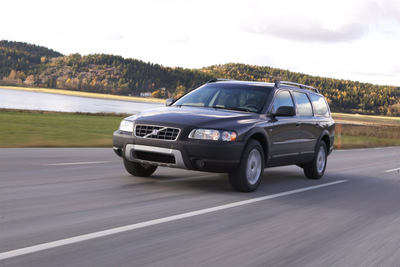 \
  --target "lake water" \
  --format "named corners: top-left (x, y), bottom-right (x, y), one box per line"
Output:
top-left (0, 88), bottom-right (164, 114)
